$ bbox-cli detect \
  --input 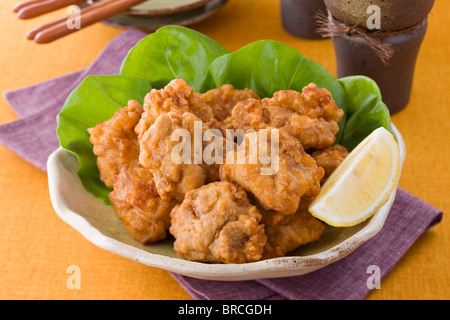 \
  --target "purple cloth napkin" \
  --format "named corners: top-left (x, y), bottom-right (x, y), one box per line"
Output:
top-left (1, 29), bottom-right (144, 171)
top-left (0, 28), bottom-right (443, 300)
